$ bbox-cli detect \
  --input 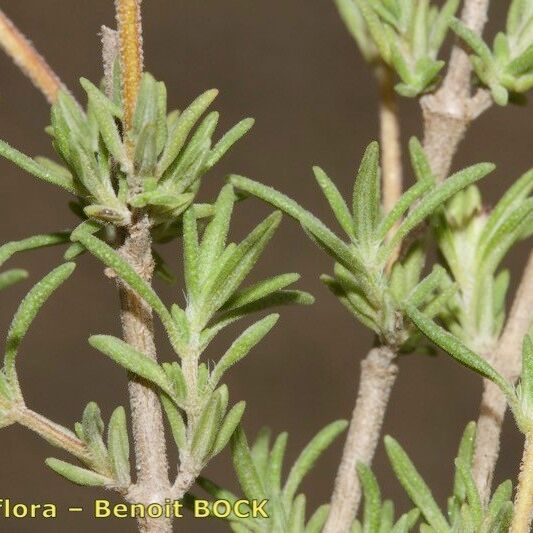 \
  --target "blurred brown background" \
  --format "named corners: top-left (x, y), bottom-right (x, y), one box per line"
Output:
top-left (0, 1), bottom-right (530, 531)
